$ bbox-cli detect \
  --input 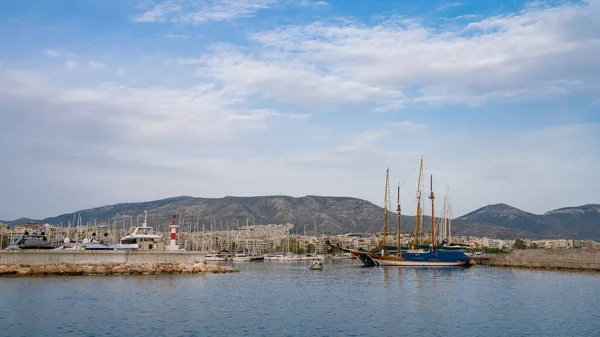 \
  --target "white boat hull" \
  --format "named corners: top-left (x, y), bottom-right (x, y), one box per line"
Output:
top-left (205, 257), bottom-right (228, 261)
top-left (232, 257), bottom-right (251, 261)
